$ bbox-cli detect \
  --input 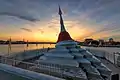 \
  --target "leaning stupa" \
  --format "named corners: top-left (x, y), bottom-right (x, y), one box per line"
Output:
top-left (37, 6), bottom-right (112, 80)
